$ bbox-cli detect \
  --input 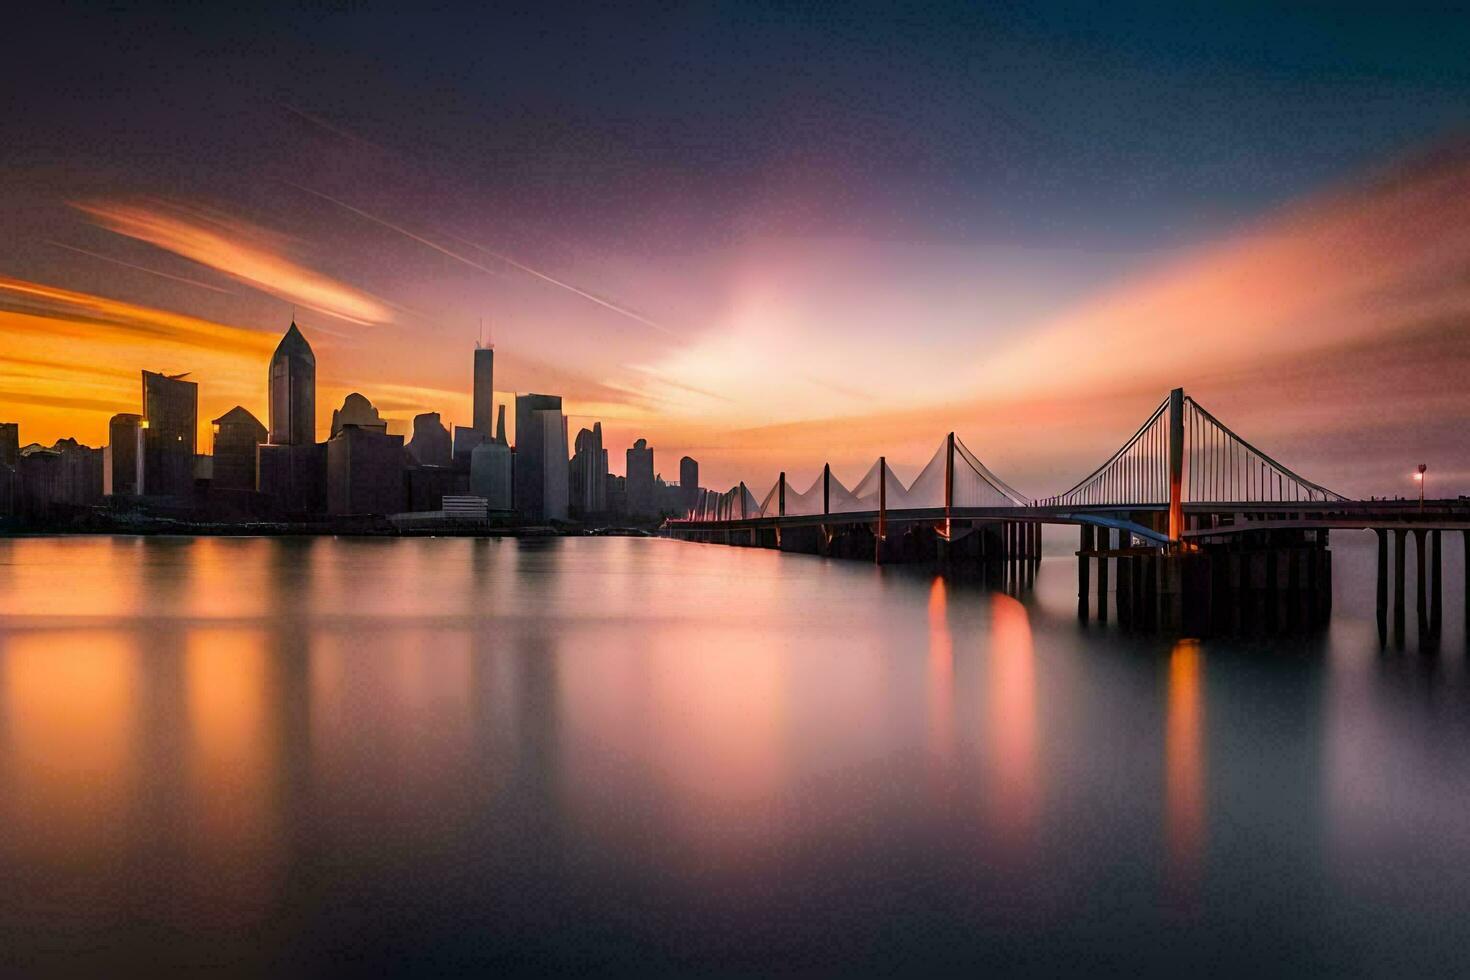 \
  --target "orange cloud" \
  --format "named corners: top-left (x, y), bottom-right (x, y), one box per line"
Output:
top-left (74, 199), bottom-right (394, 326)
top-left (0, 277), bottom-right (277, 448)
